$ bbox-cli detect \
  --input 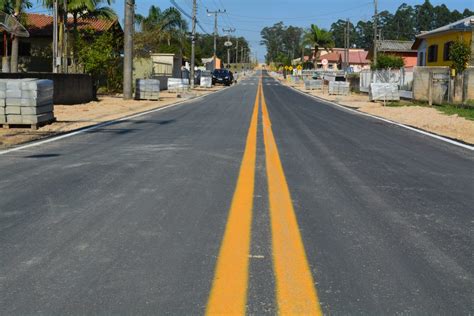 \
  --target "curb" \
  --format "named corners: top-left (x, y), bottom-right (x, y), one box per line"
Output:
top-left (0, 87), bottom-right (229, 156)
